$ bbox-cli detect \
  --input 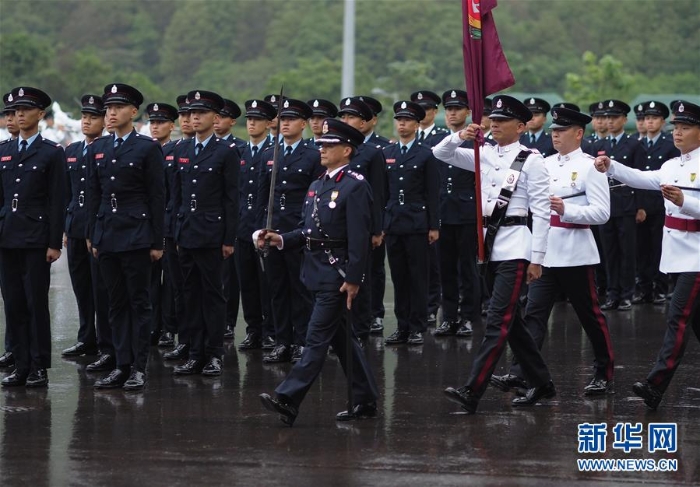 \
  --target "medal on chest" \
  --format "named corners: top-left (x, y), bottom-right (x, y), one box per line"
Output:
top-left (329, 190), bottom-right (339, 209)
